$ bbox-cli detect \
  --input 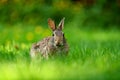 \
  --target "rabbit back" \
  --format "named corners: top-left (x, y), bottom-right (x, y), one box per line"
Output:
top-left (30, 37), bottom-right (52, 58)
top-left (30, 36), bottom-right (69, 58)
